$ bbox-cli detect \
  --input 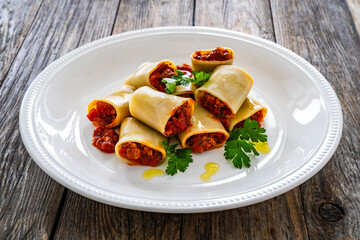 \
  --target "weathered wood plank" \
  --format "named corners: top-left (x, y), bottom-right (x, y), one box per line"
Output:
top-left (0, 0), bottom-right (43, 86)
top-left (113, 0), bottom-right (193, 32)
top-left (270, 0), bottom-right (360, 239)
top-left (194, 0), bottom-right (275, 41)
top-left (182, 1), bottom-right (309, 239)
top-left (183, 190), bottom-right (307, 240)
top-left (346, 0), bottom-right (360, 35)
top-left (0, 0), bottom-right (119, 239)
top-left (53, 0), bottom-right (193, 239)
